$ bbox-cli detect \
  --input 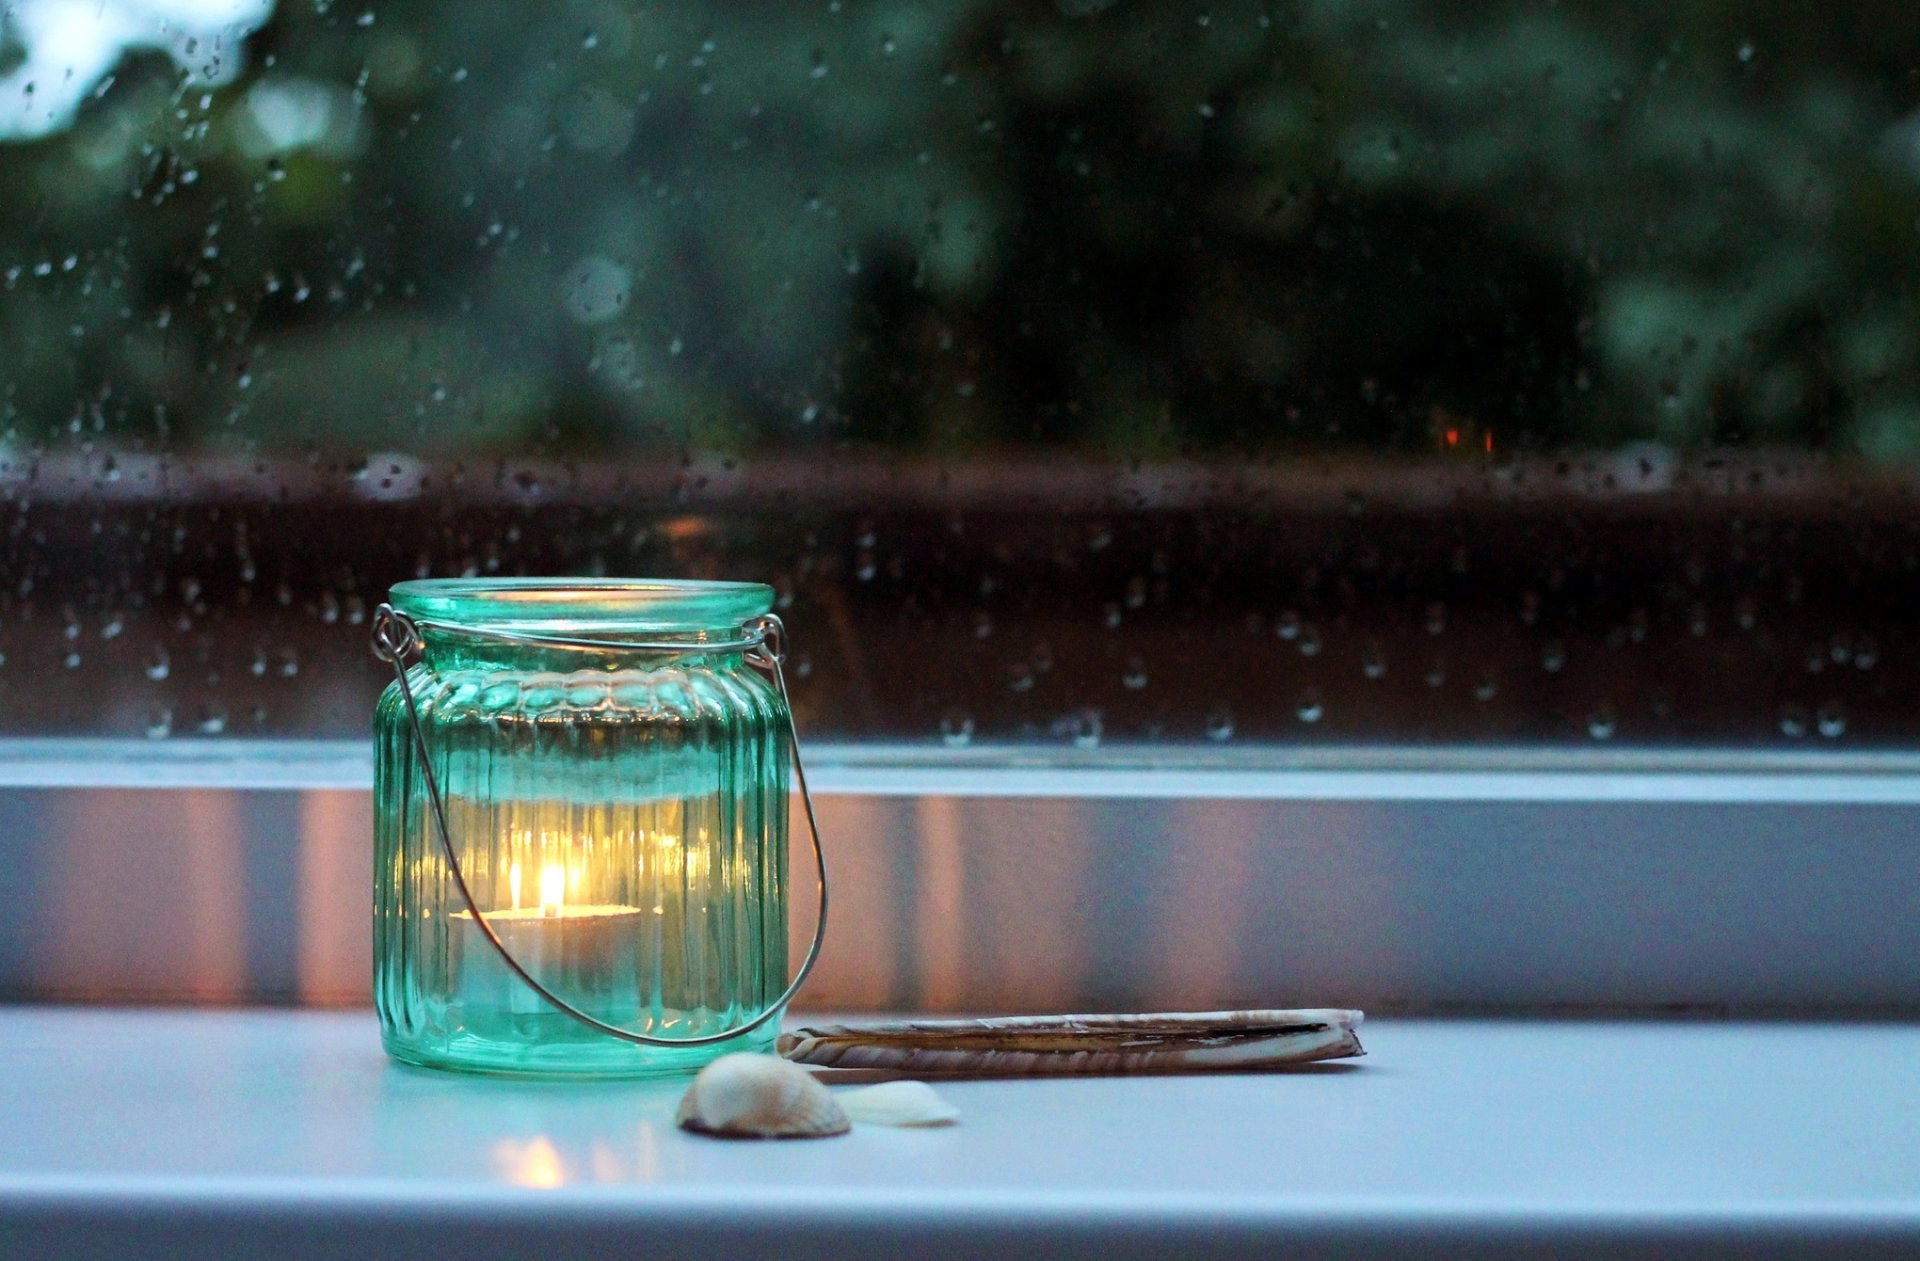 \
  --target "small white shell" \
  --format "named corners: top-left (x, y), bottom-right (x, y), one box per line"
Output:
top-left (677, 1053), bottom-right (850, 1139)
top-left (836, 1081), bottom-right (960, 1128)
